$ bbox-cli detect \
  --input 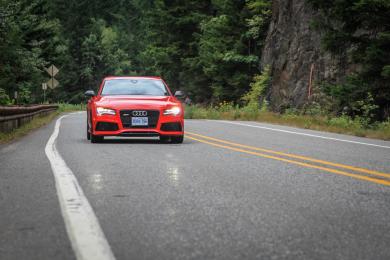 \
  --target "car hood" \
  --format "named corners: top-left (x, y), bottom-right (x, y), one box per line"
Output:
top-left (94, 95), bottom-right (179, 110)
